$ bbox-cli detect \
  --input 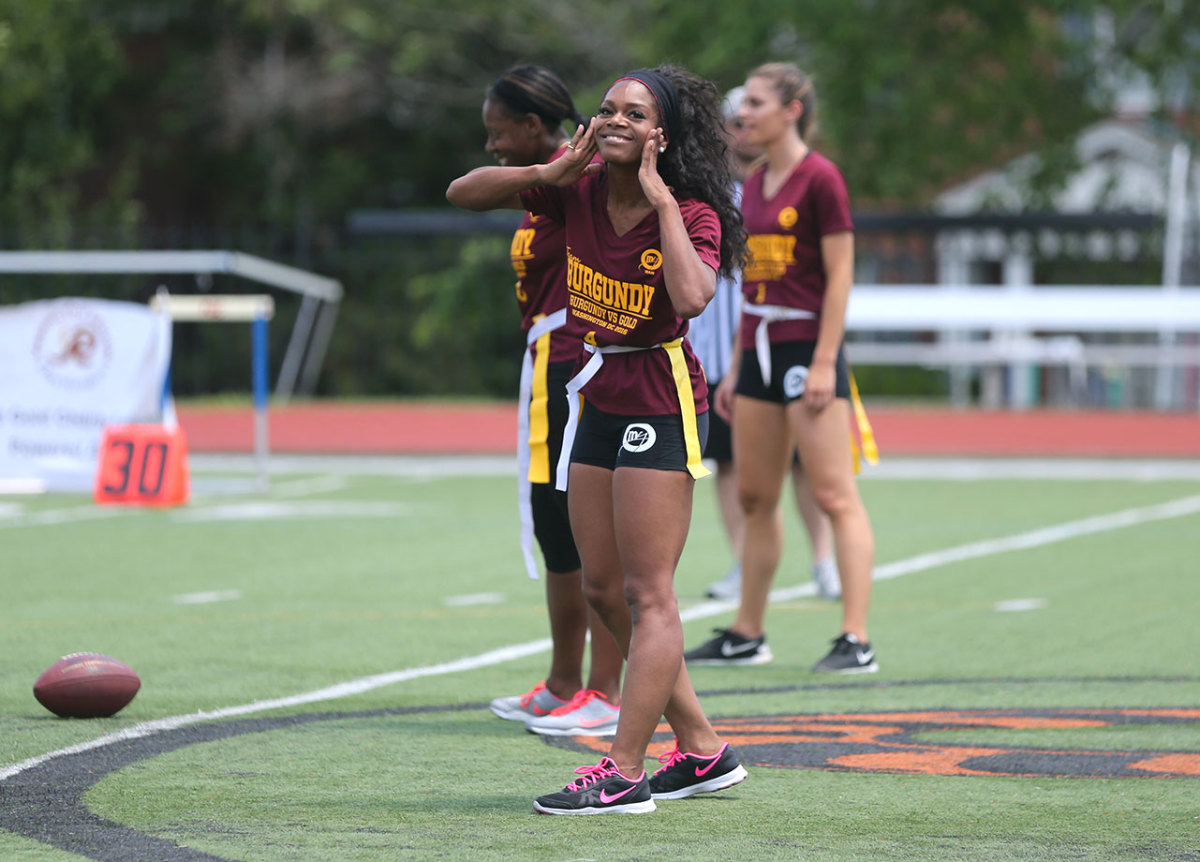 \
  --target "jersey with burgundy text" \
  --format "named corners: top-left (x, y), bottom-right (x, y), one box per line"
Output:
top-left (738, 151), bottom-right (853, 346)
top-left (521, 171), bottom-right (720, 416)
